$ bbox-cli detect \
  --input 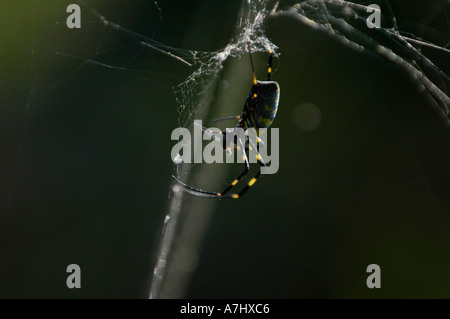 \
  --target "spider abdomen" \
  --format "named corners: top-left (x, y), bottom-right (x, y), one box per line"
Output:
top-left (242, 80), bottom-right (280, 129)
